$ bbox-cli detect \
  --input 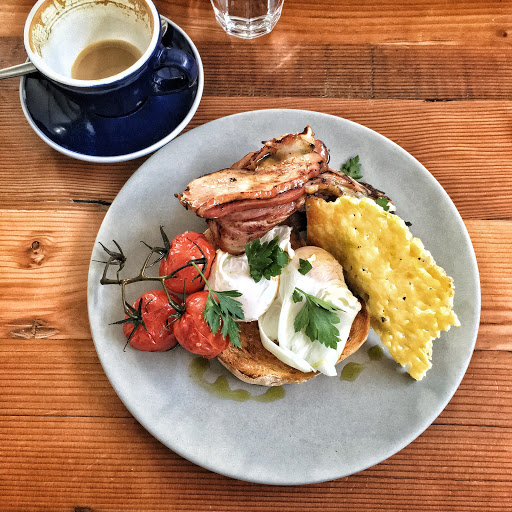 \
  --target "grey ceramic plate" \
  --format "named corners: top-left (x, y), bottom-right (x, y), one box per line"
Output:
top-left (87, 109), bottom-right (480, 485)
